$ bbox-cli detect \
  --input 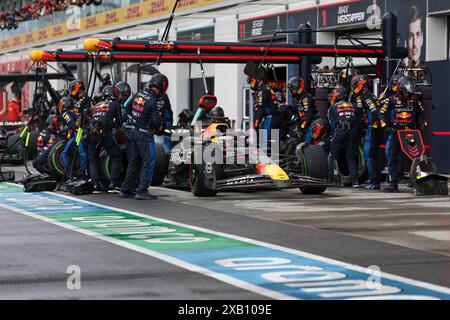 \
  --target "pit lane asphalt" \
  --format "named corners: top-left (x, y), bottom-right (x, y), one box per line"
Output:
top-left (1, 165), bottom-right (449, 299)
